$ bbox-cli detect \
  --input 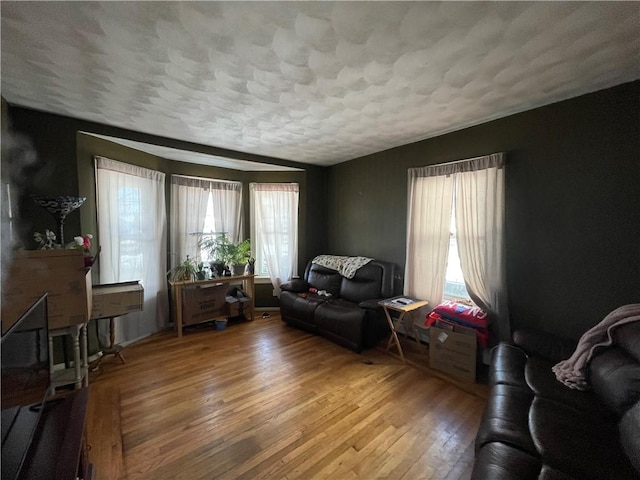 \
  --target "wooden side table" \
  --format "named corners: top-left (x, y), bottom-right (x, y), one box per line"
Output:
top-left (90, 281), bottom-right (144, 369)
top-left (379, 297), bottom-right (429, 363)
top-left (49, 322), bottom-right (89, 390)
